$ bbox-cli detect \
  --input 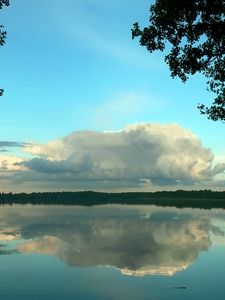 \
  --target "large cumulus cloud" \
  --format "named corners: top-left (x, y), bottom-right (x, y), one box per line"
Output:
top-left (1, 123), bottom-right (224, 191)
top-left (21, 123), bottom-right (224, 188)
